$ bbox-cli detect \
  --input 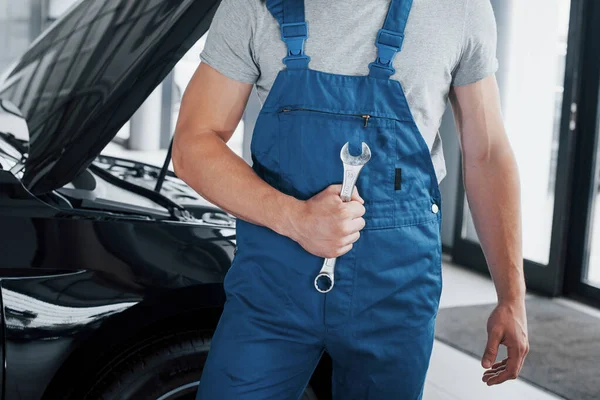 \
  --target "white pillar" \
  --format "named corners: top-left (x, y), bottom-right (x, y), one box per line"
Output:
top-left (129, 84), bottom-right (162, 151)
